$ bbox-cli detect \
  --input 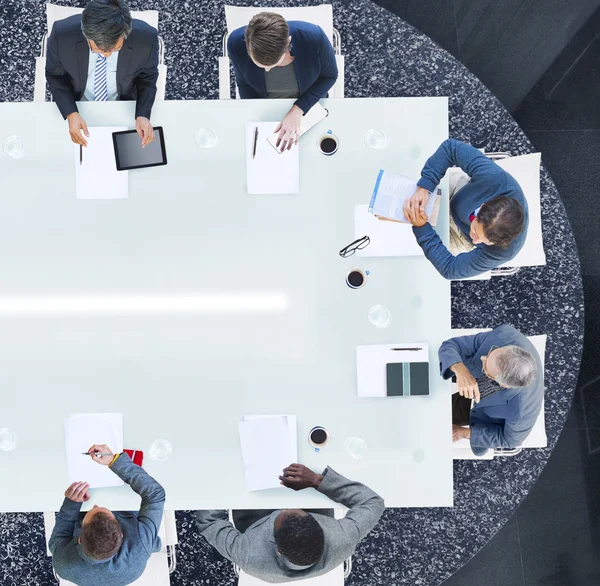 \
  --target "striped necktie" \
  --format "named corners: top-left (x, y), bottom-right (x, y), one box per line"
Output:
top-left (93, 54), bottom-right (108, 101)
